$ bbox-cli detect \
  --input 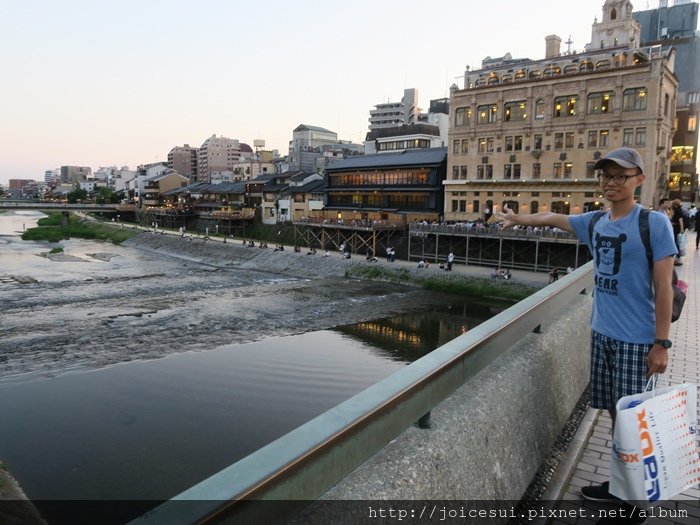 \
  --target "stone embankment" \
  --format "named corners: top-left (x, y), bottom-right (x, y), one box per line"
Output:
top-left (123, 232), bottom-right (549, 289)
